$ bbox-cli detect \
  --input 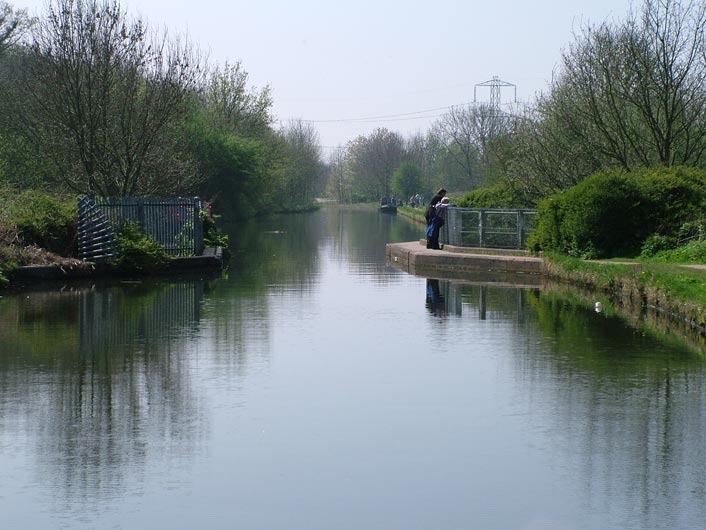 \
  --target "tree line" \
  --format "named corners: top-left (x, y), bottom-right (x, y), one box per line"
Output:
top-left (324, 0), bottom-right (706, 207)
top-left (0, 0), bottom-right (328, 219)
top-left (2, 0), bottom-right (705, 216)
